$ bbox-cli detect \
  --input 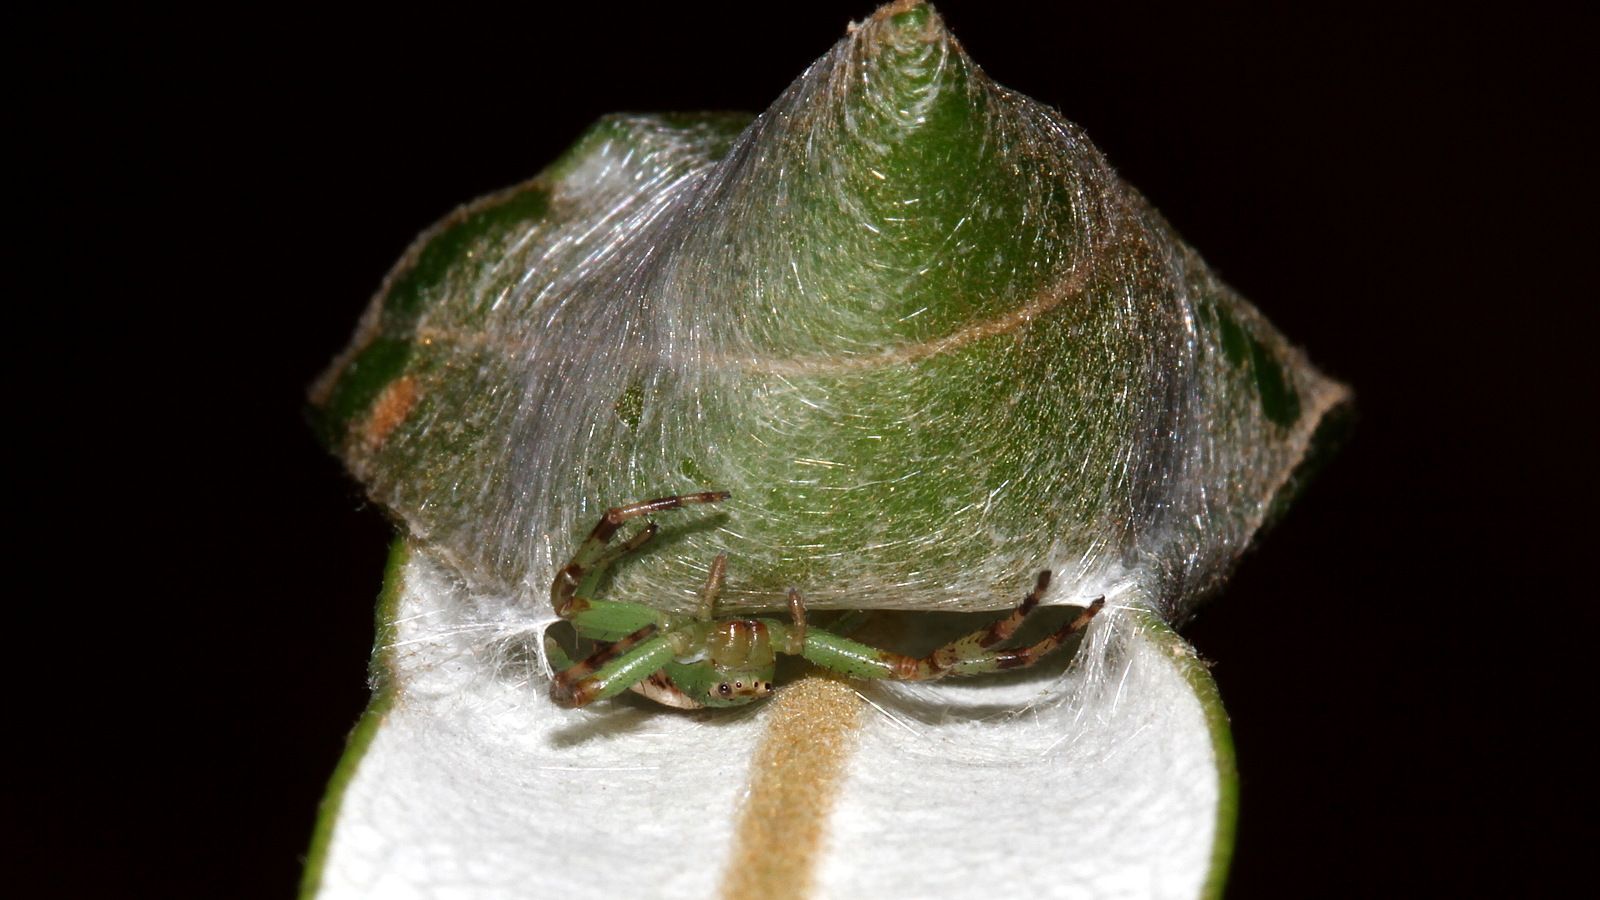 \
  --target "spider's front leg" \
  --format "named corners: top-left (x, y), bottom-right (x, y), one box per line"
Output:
top-left (794, 571), bottom-right (1106, 682)
top-left (547, 514), bottom-right (730, 709)
top-left (550, 490), bottom-right (730, 618)
top-left (548, 624), bottom-right (685, 708)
